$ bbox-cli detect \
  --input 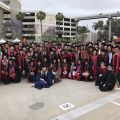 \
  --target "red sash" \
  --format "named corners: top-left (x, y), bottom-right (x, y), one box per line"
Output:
top-left (113, 53), bottom-right (120, 77)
